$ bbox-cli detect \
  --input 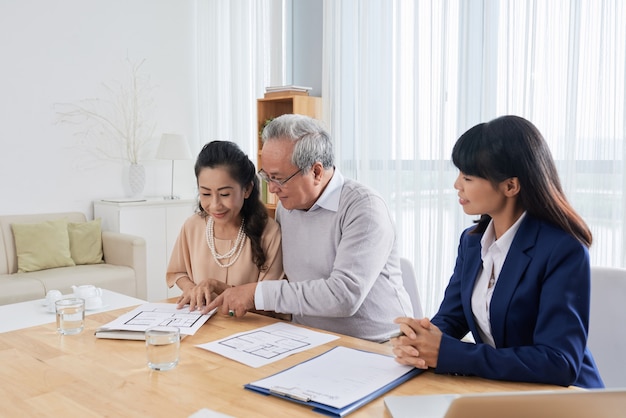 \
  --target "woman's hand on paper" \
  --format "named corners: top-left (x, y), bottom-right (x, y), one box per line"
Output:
top-left (177, 278), bottom-right (230, 311)
top-left (203, 282), bottom-right (257, 316)
top-left (391, 317), bottom-right (442, 369)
